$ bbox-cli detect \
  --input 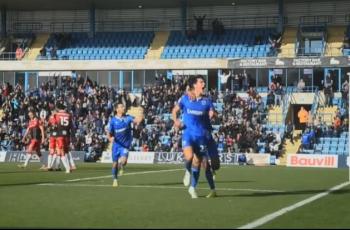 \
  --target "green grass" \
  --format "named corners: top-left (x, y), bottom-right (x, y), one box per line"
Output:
top-left (0, 163), bottom-right (349, 228)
